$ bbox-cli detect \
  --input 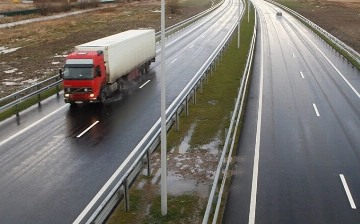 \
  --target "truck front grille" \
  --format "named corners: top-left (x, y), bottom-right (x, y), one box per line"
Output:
top-left (72, 93), bottom-right (87, 100)
top-left (64, 87), bottom-right (93, 93)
